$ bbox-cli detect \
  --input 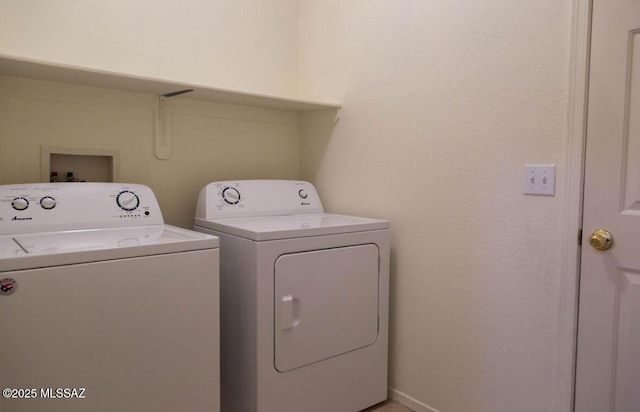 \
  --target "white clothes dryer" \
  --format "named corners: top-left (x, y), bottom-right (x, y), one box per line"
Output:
top-left (0, 183), bottom-right (220, 412)
top-left (194, 180), bottom-right (390, 412)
